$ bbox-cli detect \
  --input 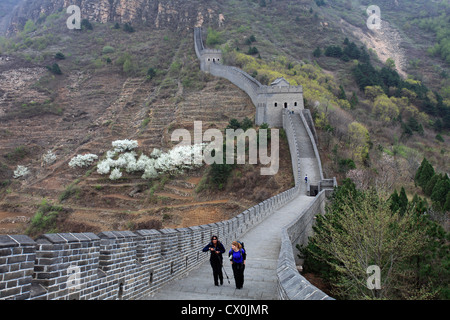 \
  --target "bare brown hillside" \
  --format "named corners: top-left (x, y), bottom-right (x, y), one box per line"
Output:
top-left (0, 54), bottom-right (294, 235)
